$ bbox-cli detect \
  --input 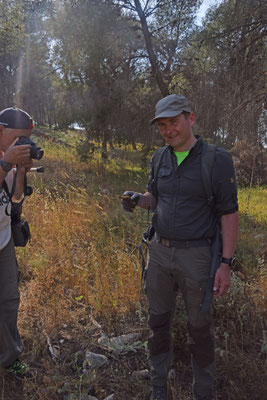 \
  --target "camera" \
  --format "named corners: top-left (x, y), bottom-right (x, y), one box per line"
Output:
top-left (15, 136), bottom-right (44, 160)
